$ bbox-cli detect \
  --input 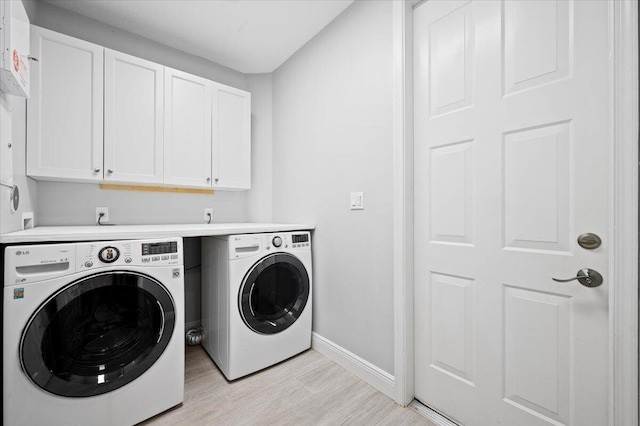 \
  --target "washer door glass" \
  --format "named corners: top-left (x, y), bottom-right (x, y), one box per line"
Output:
top-left (20, 271), bottom-right (175, 397)
top-left (239, 253), bottom-right (310, 334)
